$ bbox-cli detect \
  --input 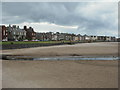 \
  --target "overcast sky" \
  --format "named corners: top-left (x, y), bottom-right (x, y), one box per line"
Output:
top-left (2, 1), bottom-right (118, 36)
